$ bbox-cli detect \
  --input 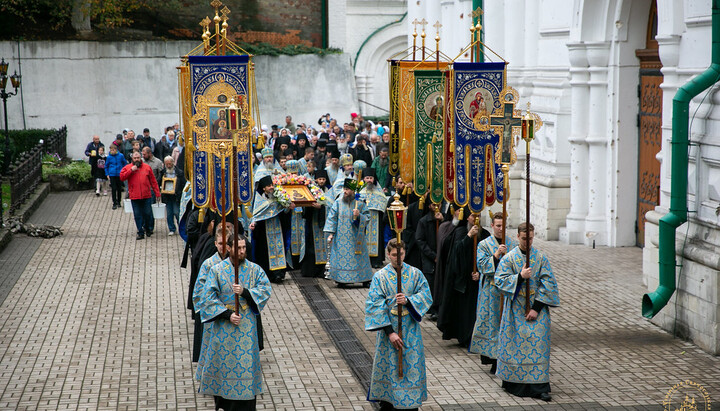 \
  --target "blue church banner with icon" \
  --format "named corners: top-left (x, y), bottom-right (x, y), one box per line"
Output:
top-left (452, 62), bottom-right (506, 212)
top-left (188, 55), bottom-right (251, 212)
